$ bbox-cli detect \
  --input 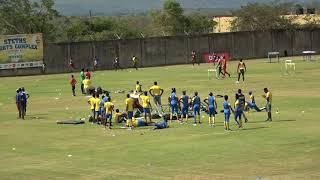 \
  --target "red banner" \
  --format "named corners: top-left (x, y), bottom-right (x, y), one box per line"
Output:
top-left (203, 53), bottom-right (230, 63)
